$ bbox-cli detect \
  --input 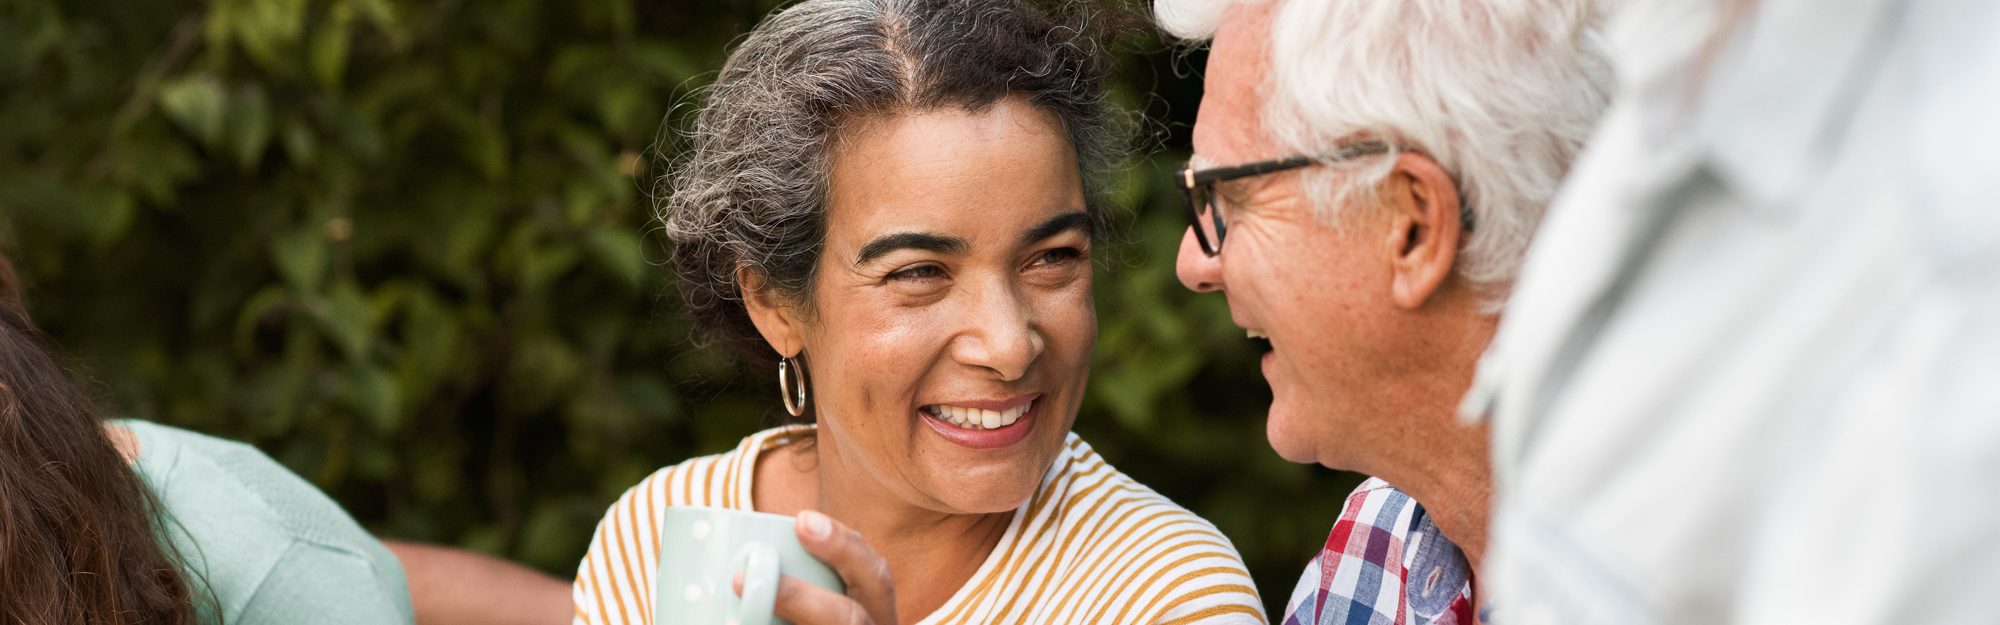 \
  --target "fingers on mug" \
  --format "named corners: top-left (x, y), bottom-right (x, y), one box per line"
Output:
top-left (734, 544), bottom-right (781, 625)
